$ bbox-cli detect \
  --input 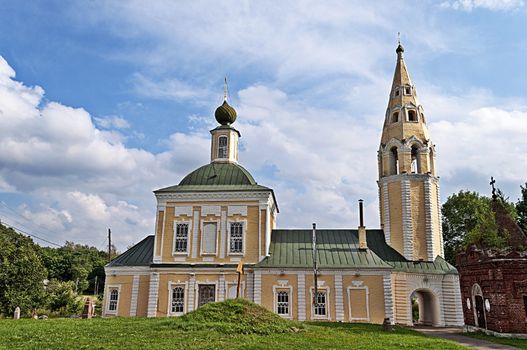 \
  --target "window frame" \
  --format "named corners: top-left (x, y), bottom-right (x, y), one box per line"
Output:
top-left (168, 282), bottom-right (188, 316)
top-left (200, 220), bottom-right (219, 256)
top-left (228, 220), bottom-right (246, 256)
top-left (404, 85), bottom-right (412, 95)
top-left (105, 285), bottom-right (121, 315)
top-left (173, 221), bottom-right (191, 256)
top-left (273, 286), bottom-right (293, 319)
top-left (310, 287), bottom-right (330, 320)
top-left (407, 109), bottom-right (418, 122)
top-left (217, 135), bottom-right (228, 159)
